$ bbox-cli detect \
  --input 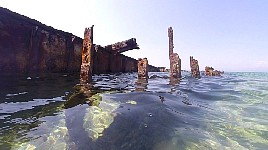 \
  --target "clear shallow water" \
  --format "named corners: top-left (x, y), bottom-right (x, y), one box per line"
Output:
top-left (0, 72), bottom-right (267, 150)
